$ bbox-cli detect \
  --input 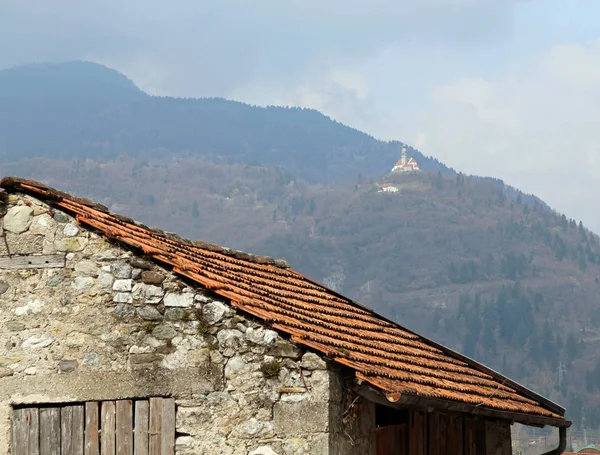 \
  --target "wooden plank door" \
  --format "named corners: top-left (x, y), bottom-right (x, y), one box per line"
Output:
top-left (428, 413), bottom-right (450, 455)
top-left (12, 407), bottom-right (40, 455)
top-left (149, 398), bottom-right (175, 455)
top-left (85, 402), bottom-right (100, 455)
top-left (463, 417), bottom-right (477, 455)
top-left (447, 416), bottom-right (464, 455)
top-left (61, 404), bottom-right (84, 455)
top-left (428, 413), bottom-right (440, 455)
top-left (160, 399), bottom-right (175, 455)
top-left (101, 401), bottom-right (116, 455)
top-left (376, 424), bottom-right (407, 455)
top-left (409, 411), bottom-right (426, 455)
top-left (11, 398), bottom-right (173, 455)
top-left (148, 398), bottom-right (162, 455)
top-left (116, 400), bottom-right (133, 455)
top-left (134, 401), bottom-right (149, 455)
top-left (40, 407), bottom-right (61, 455)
